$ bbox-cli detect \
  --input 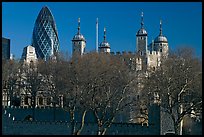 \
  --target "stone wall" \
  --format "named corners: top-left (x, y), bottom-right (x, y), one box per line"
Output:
top-left (160, 107), bottom-right (175, 135)
top-left (2, 106), bottom-right (160, 135)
